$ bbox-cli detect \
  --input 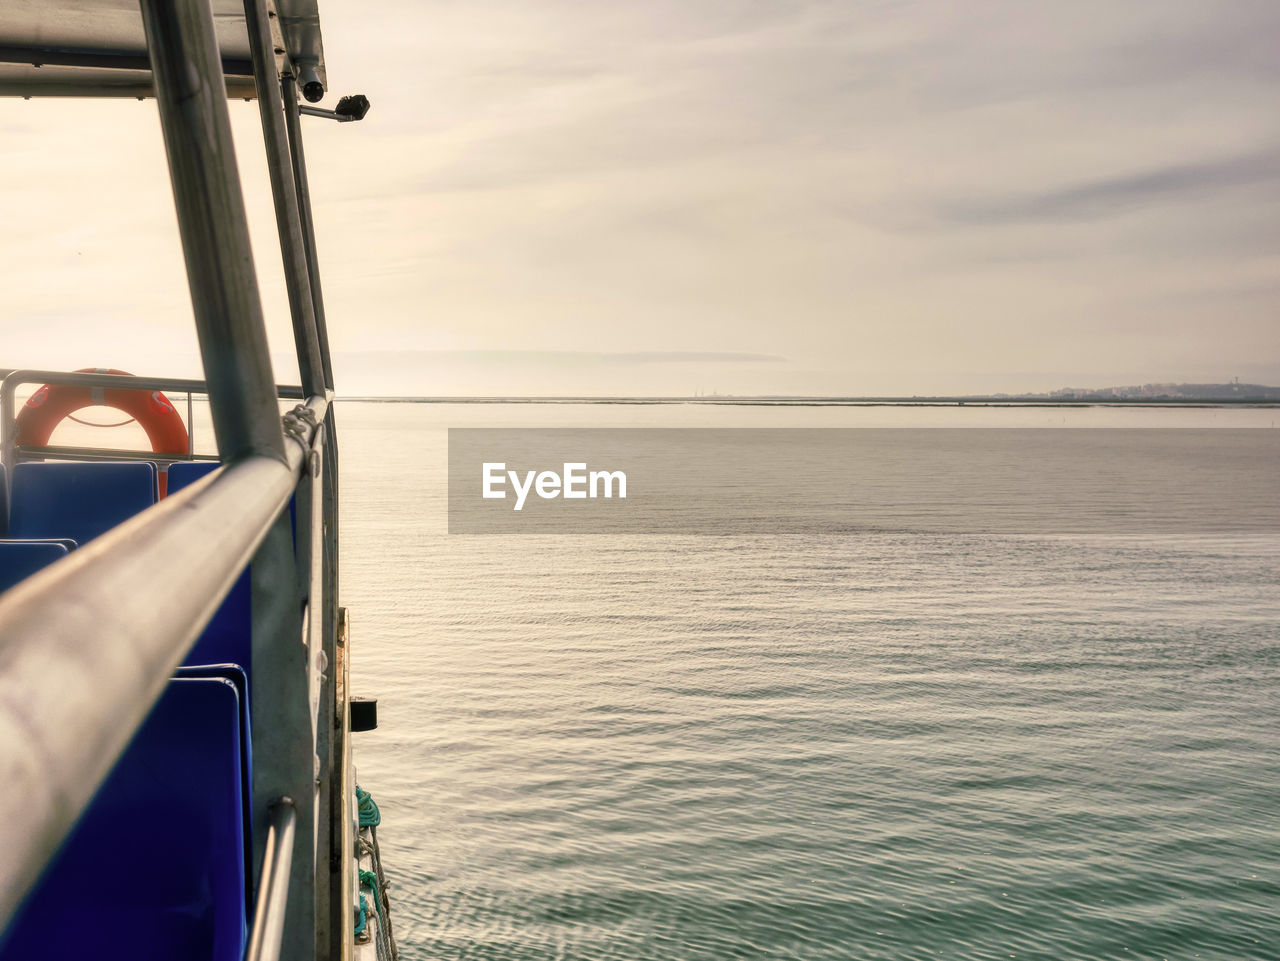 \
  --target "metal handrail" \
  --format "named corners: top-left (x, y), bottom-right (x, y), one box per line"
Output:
top-left (0, 368), bottom-right (306, 397)
top-left (0, 394), bottom-right (326, 927)
top-left (11, 445), bottom-right (221, 465)
top-left (246, 798), bottom-right (298, 961)
top-left (0, 369), bottom-right (307, 474)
